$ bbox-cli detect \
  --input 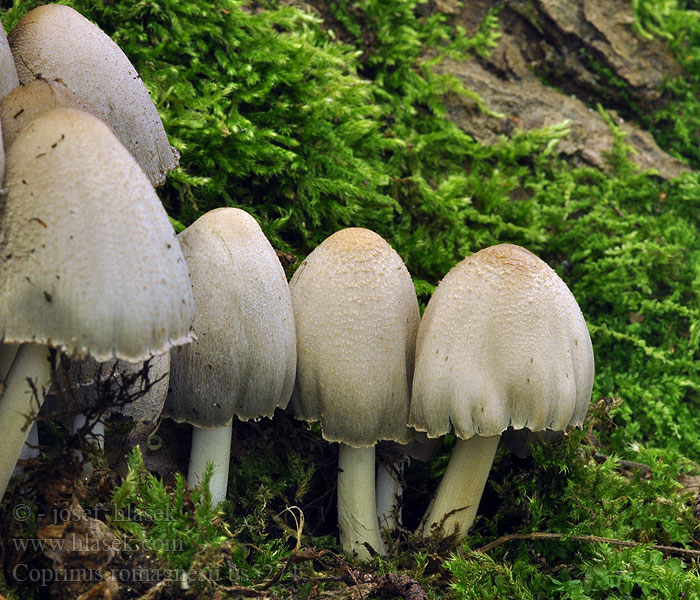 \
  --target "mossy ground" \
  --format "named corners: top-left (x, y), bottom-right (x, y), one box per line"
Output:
top-left (2, 0), bottom-right (700, 598)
